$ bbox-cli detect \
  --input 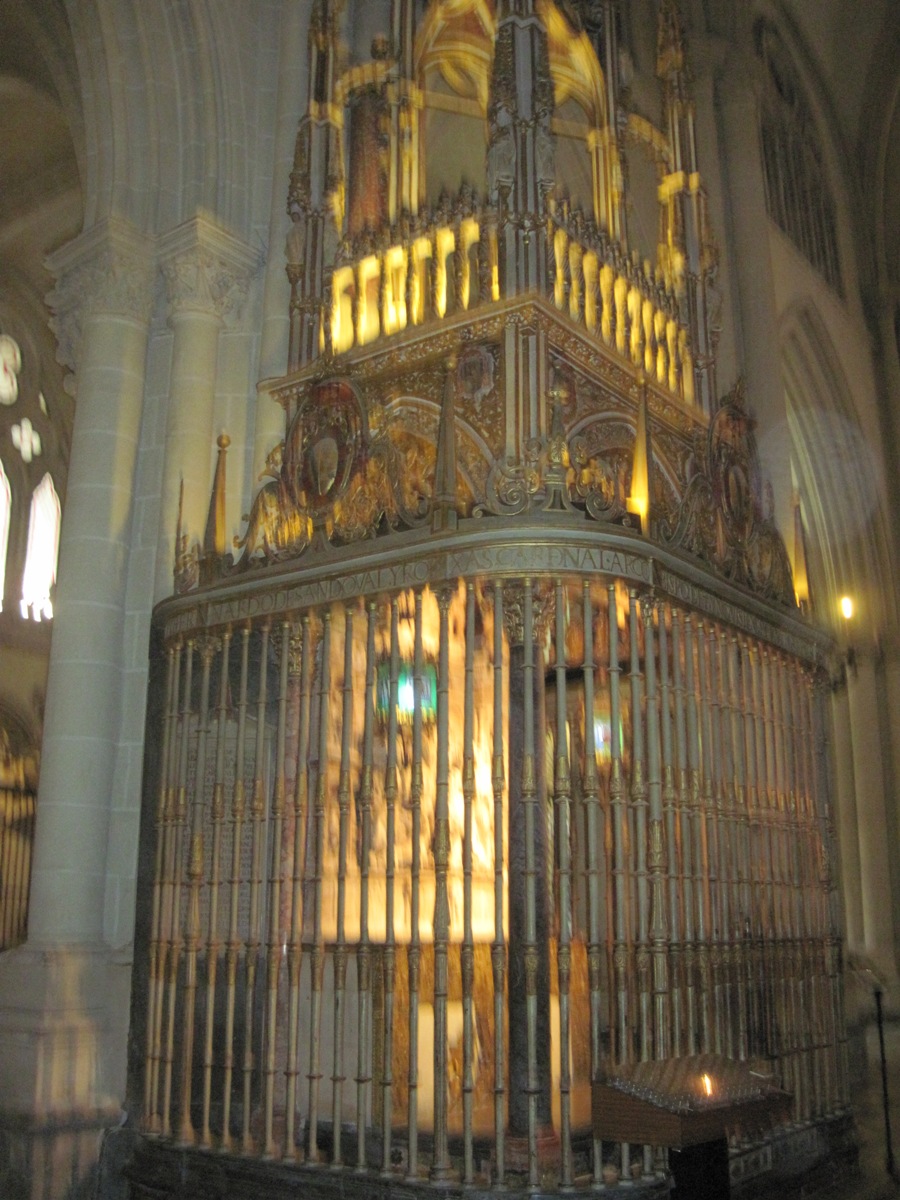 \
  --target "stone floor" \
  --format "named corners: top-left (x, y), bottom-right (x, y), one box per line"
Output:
top-left (832, 1020), bottom-right (900, 1200)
